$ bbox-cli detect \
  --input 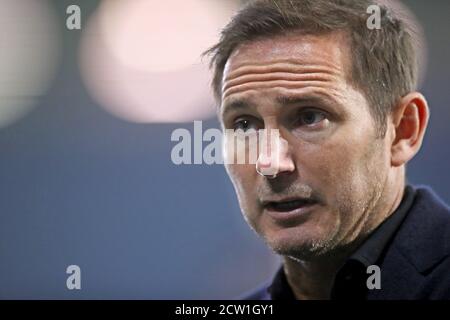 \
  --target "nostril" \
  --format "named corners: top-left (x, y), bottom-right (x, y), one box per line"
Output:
top-left (256, 160), bottom-right (279, 178)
